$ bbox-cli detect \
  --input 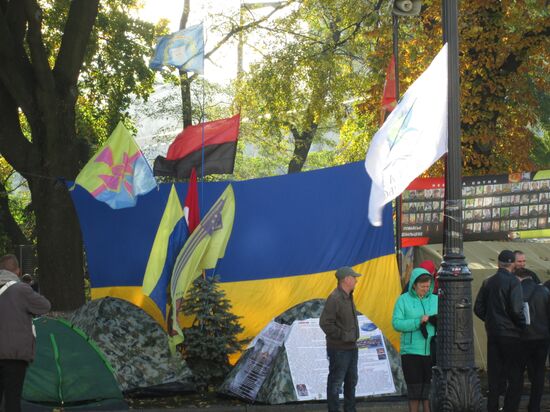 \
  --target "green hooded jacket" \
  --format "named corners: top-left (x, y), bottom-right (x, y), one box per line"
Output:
top-left (392, 268), bottom-right (438, 356)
